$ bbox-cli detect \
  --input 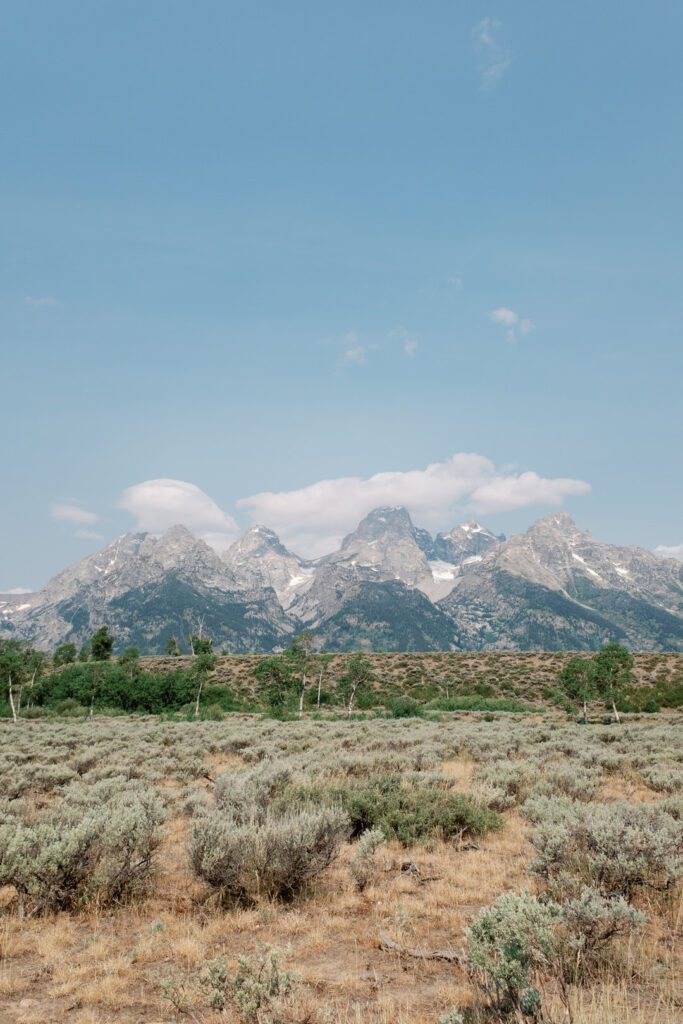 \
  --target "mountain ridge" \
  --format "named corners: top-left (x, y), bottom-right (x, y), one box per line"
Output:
top-left (2, 509), bottom-right (681, 653)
